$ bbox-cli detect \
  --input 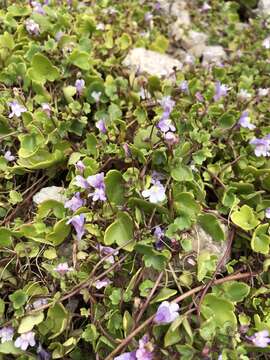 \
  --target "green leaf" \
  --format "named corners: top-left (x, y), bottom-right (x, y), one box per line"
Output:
top-left (197, 251), bottom-right (217, 282)
top-left (164, 326), bottom-right (181, 347)
top-left (174, 192), bottom-right (201, 219)
top-left (171, 164), bottom-right (193, 182)
top-left (231, 205), bottom-right (259, 231)
top-left (218, 111), bottom-right (237, 129)
top-left (9, 290), bottom-right (28, 309)
top-left (69, 49), bottom-right (91, 70)
top-left (28, 53), bottom-right (60, 84)
top-left (123, 311), bottom-right (134, 337)
top-left (82, 324), bottom-right (99, 343)
top-left (198, 213), bottom-right (225, 242)
top-left (151, 288), bottom-right (177, 303)
top-left (105, 170), bottom-right (125, 205)
top-left (251, 224), bottom-right (270, 254)
top-left (0, 341), bottom-right (23, 355)
top-left (9, 190), bottom-right (23, 205)
top-left (104, 212), bottom-right (134, 251)
top-left (222, 281), bottom-right (250, 302)
top-left (135, 244), bottom-right (170, 271)
top-left (201, 294), bottom-right (237, 329)
top-left (0, 228), bottom-right (12, 247)
top-left (46, 219), bottom-right (70, 246)
top-left (18, 312), bottom-right (44, 333)
top-left (116, 33), bottom-right (132, 50)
